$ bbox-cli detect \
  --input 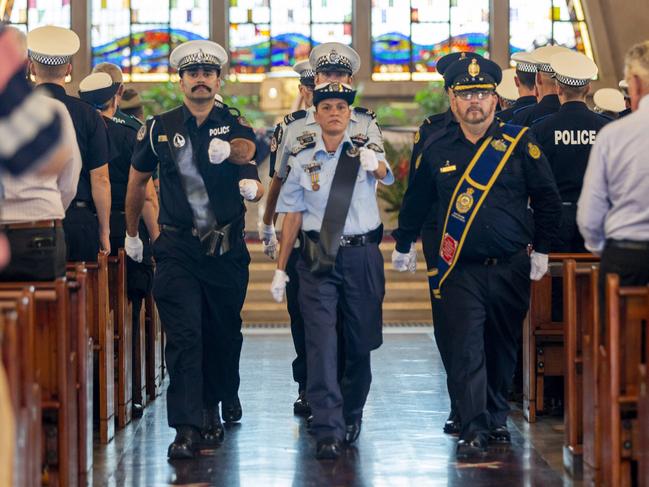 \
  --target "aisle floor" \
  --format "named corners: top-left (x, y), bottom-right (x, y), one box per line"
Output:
top-left (91, 333), bottom-right (575, 487)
